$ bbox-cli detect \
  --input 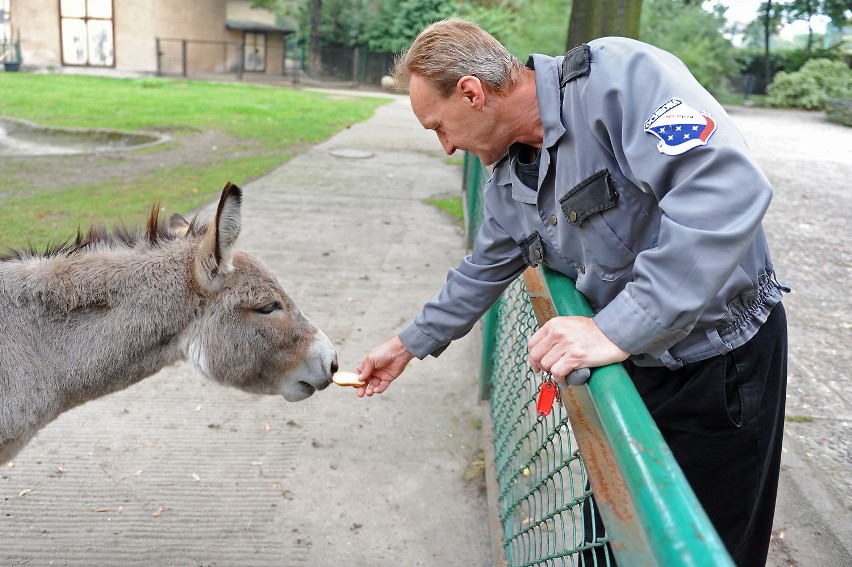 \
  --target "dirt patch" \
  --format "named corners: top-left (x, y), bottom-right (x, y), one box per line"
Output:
top-left (0, 128), bottom-right (266, 198)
